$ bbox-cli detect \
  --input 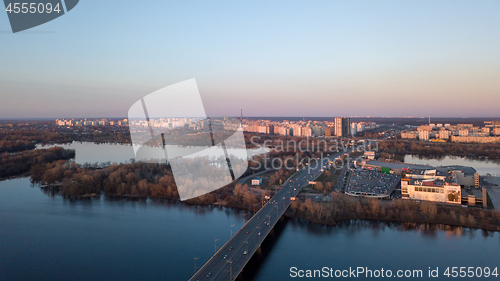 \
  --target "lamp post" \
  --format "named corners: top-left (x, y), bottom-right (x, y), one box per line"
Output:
top-left (215, 238), bottom-right (219, 254)
top-left (226, 259), bottom-right (233, 281)
top-left (194, 257), bottom-right (199, 275)
top-left (243, 240), bottom-right (248, 252)
top-left (230, 224), bottom-right (235, 237)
